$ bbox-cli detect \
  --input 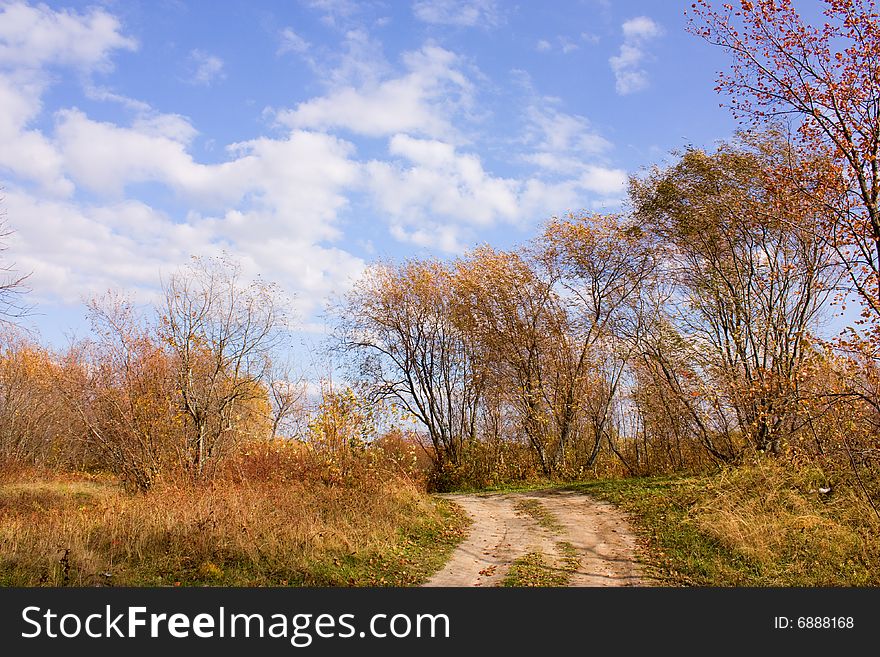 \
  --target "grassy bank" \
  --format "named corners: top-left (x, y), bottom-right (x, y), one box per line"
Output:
top-left (0, 467), bottom-right (468, 587)
top-left (567, 459), bottom-right (880, 586)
